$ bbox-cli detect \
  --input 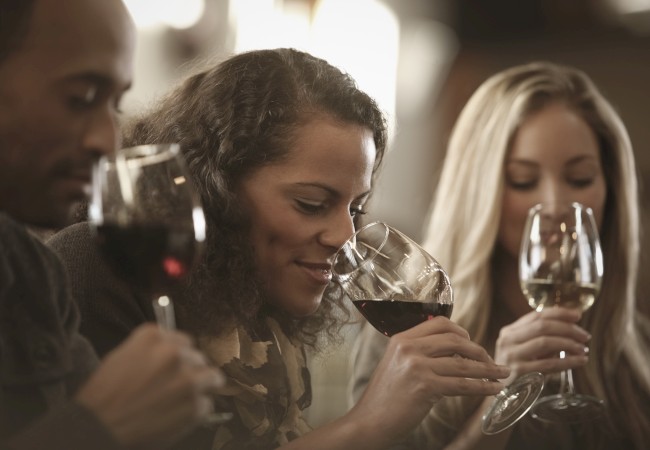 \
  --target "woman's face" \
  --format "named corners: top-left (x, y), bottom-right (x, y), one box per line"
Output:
top-left (498, 102), bottom-right (607, 260)
top-left (238, 116), bottom-right (376, 317)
